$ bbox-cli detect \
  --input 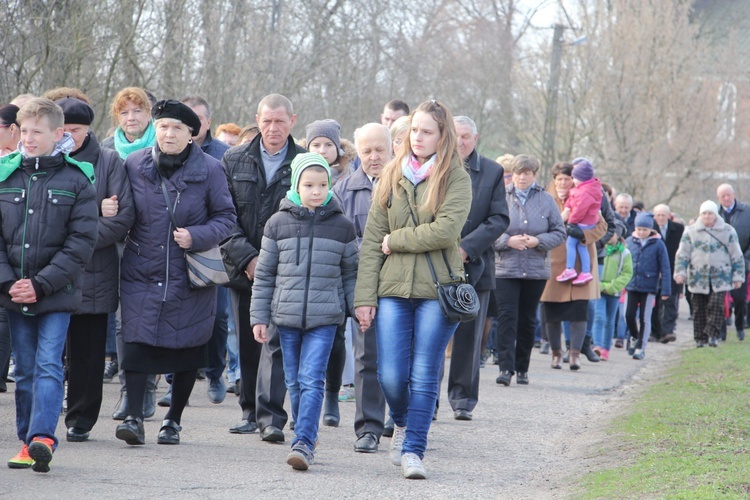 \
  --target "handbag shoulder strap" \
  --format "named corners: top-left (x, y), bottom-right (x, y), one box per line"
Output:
top-left (404, 195), bottom-right (460, 284)
top-left (161, 178), bottom-right (179, 229)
